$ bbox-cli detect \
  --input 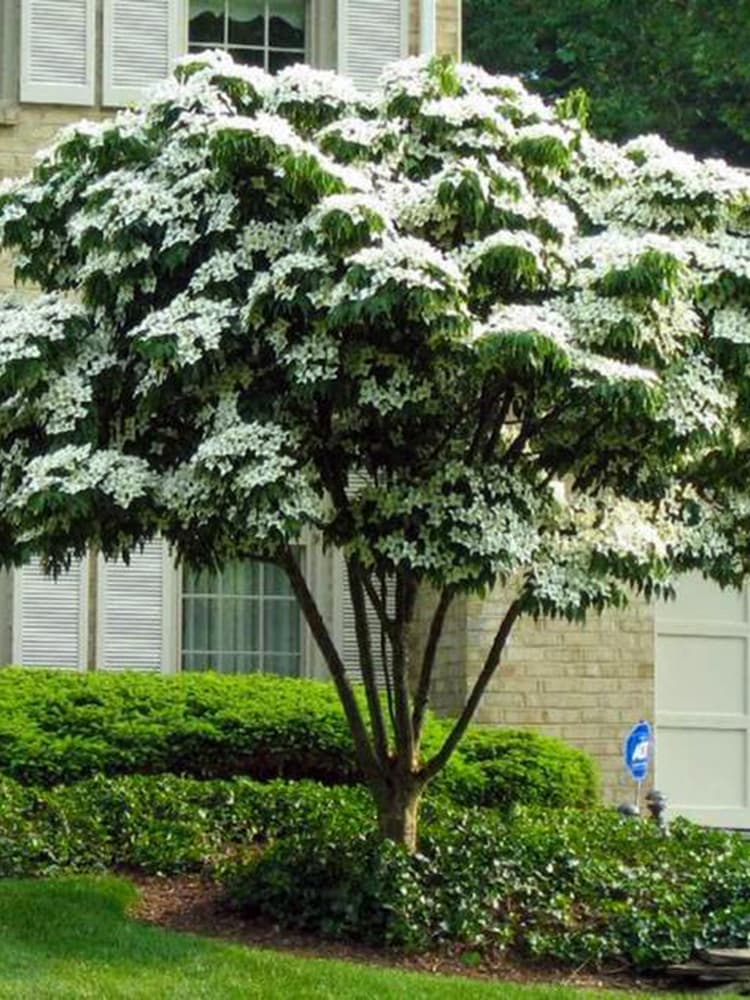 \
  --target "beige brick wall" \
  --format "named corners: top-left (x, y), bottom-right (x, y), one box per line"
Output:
top-left (411, 580), bottom-right (656, 805)
top-left (409, 585), bottom-right (469, 713)
top-left (0, 105), bottom-right (107, 292)
top-left (409, 0), bottom-right (462, 58)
